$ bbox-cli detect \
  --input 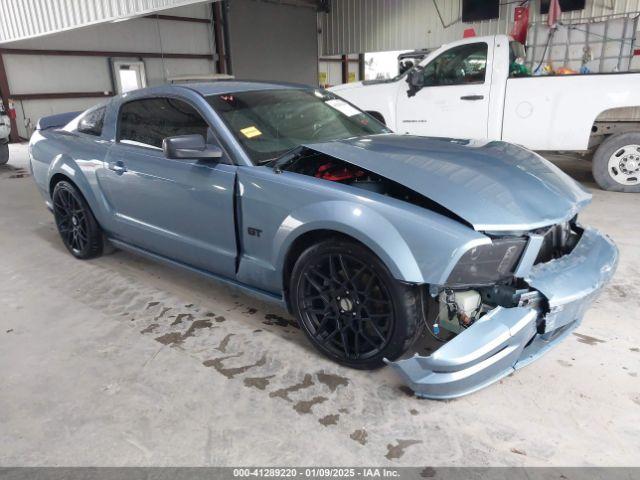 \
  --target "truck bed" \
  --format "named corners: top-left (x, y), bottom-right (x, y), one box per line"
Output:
top-left (501, 72), bottom-right (640, 151)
